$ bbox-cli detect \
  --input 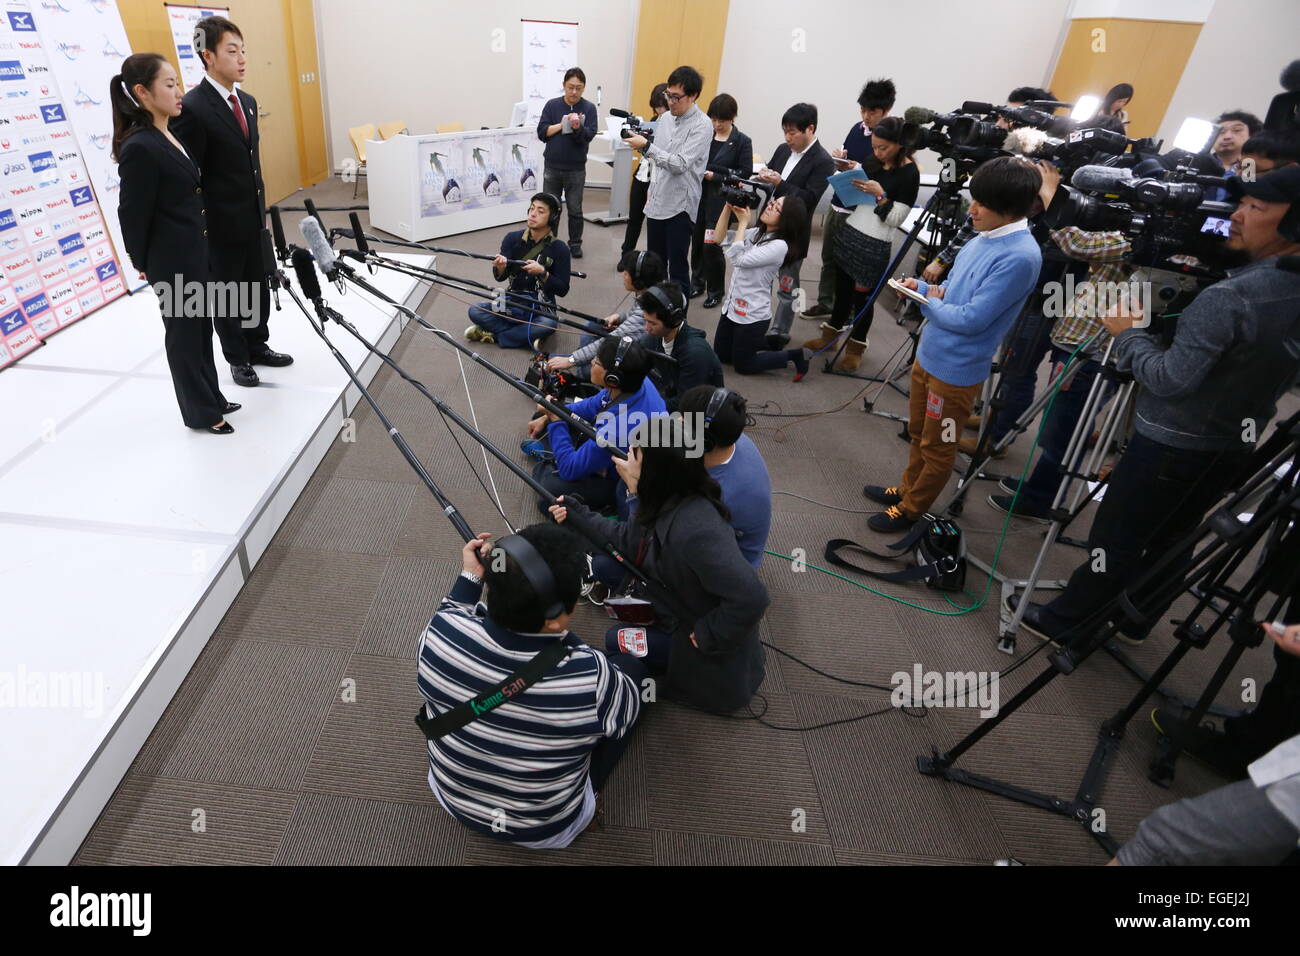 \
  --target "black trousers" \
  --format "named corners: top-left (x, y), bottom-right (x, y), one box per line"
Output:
top-left (621, 176), bottom-right (650, 253)
top-left (159, 308), bottom-right (227, 428)
top-left (647, 211), bottom-right (693, 291)
top-left (689, 202), bottom-right (725, 294)
top-left (208, 237), bottom-right (272, 366)
top-left (714, 313), bottom-right (794, 374)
